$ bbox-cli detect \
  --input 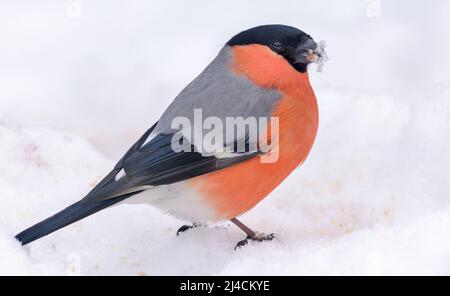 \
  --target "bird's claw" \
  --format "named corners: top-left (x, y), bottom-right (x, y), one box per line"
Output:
top-left (176, 223), bottom-right (200, 236)
top-left (176, 224), bottom-right (194, 236)
top-left (234, 232), bottom-right (275, 250)
top-left (234, 235), bottom-right (251, 249)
